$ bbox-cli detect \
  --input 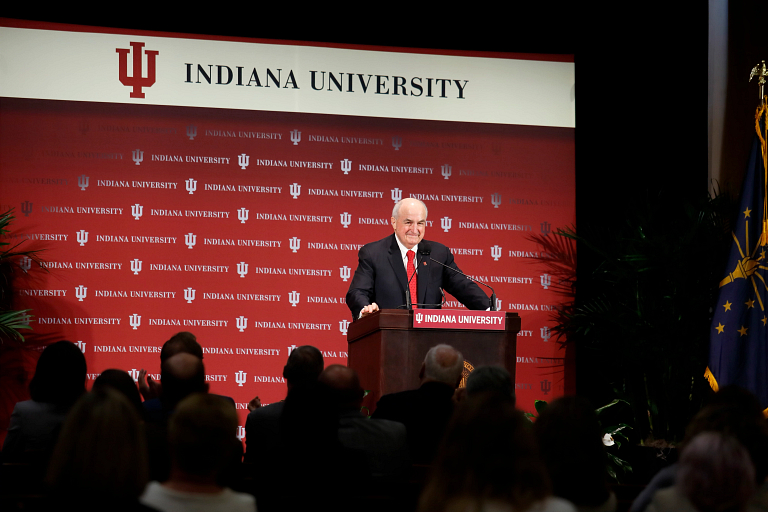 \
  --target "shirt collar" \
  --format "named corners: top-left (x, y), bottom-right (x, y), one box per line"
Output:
top-left (395, 235), bottom-right (419, 259)
top-left (394, 235), bottom-right (418, 262)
